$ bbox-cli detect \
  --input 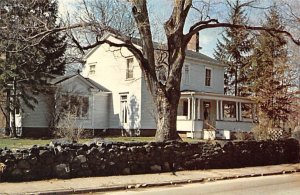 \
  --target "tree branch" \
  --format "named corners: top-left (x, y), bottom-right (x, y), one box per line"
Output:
top-left (185, 20), bottom-right (300, 45)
